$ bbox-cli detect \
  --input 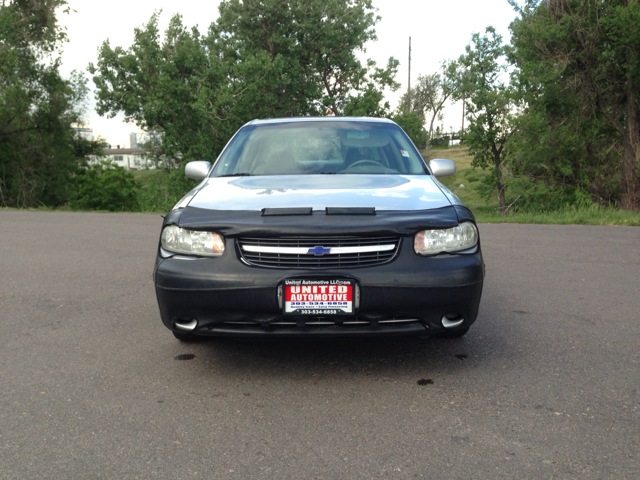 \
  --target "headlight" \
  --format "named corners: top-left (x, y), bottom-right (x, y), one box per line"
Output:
top-left (161, 226), bottom-right (225, 257)
top-left (414, 222), bottom-right (478, 256)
